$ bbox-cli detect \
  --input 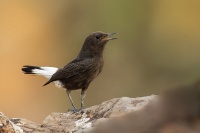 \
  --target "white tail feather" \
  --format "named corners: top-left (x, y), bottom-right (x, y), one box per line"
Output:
top-left (22, 65), bottom-right (64, 88)
top-left (32, 67), bottom-right (58, 79)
